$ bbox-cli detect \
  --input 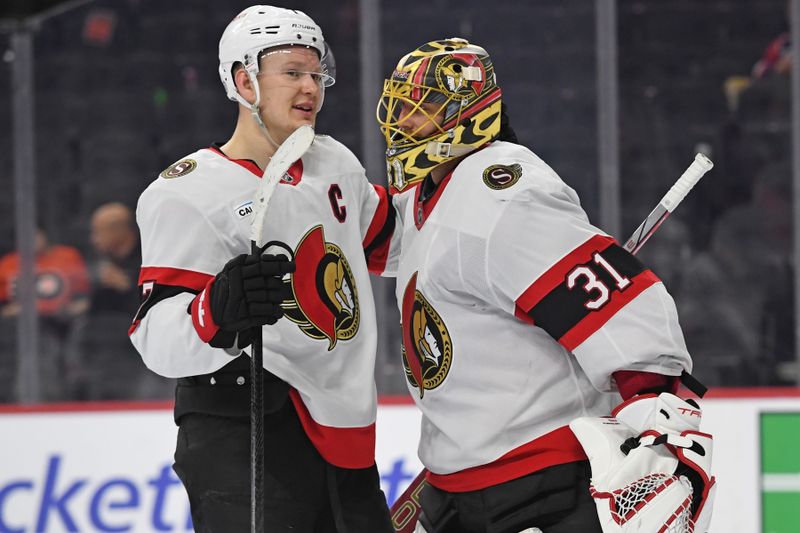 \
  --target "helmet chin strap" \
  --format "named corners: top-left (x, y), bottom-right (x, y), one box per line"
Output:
top-left (236, 62), bottom-right (325, 152)
top-left (233, 62), bottom-right (280, 150)
top-left (247, 75), bottom-right (280, 150)
top-left (250, 104), bottom-right (280, 150)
